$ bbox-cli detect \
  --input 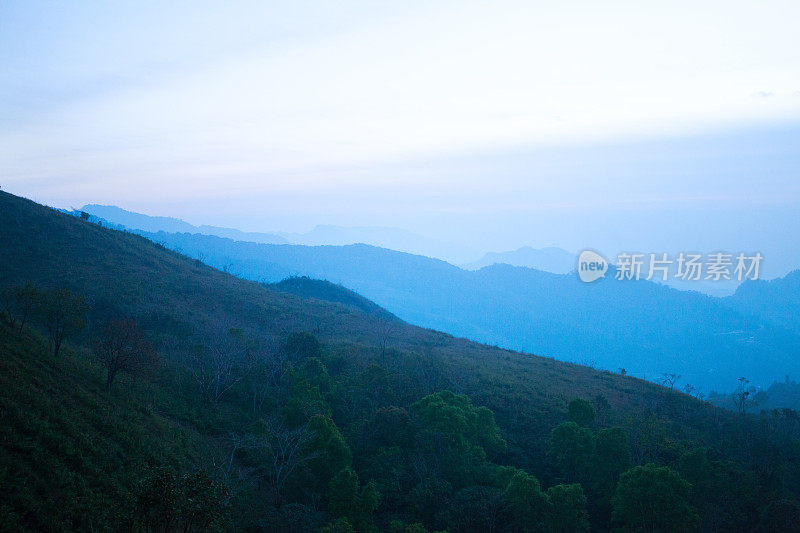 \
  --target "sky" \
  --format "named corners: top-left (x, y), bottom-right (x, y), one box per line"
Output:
top-left (2, 1), bottom-right (800, 270)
